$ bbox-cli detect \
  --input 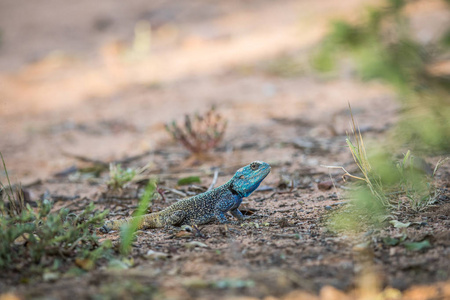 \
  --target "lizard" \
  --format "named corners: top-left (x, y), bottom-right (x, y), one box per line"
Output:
top-left (100, 161), bottom-right (271, 232)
